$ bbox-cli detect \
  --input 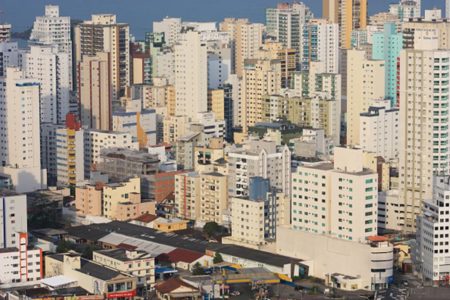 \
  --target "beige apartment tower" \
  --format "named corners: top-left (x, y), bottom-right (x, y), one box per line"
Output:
top-left (242, 58), bottom-right (282, 133)
top-left (220, 18), bottom-right (264, 77)
top-left (74, 14), bottom-right (130, 103)
top-left (398, 47), bottom-right (450, 232)
top-left (78, 52), bottom-right (112, 131)
top-left (346, 49), bottom-right (385, 146)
